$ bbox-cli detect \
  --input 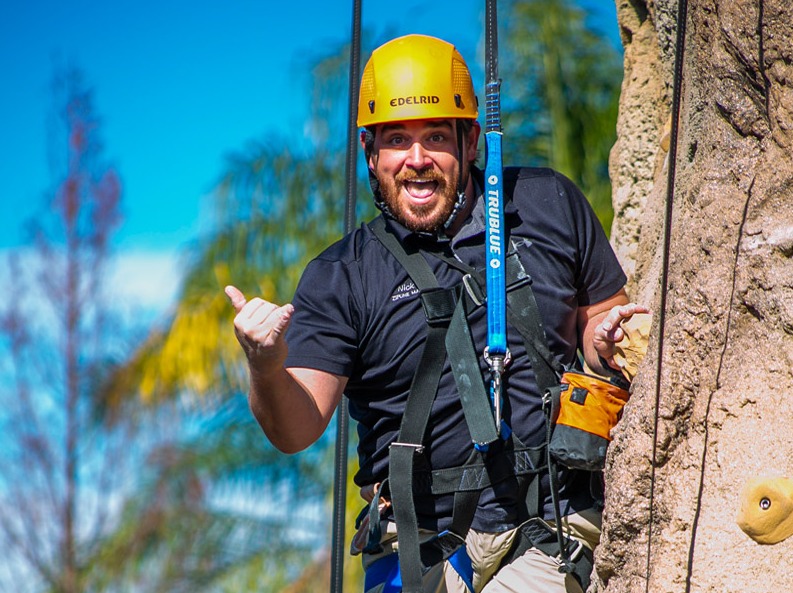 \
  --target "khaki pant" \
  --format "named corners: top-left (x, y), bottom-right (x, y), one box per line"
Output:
top-left (362, 509), bottom-right (601, 593)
